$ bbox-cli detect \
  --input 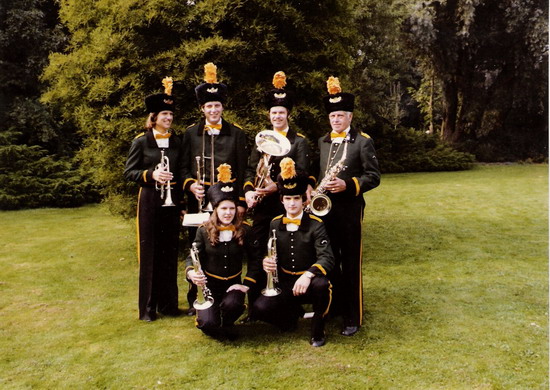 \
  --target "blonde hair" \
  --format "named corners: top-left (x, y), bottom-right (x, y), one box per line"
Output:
top-left (145, 113), bottom-right (157, 130)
